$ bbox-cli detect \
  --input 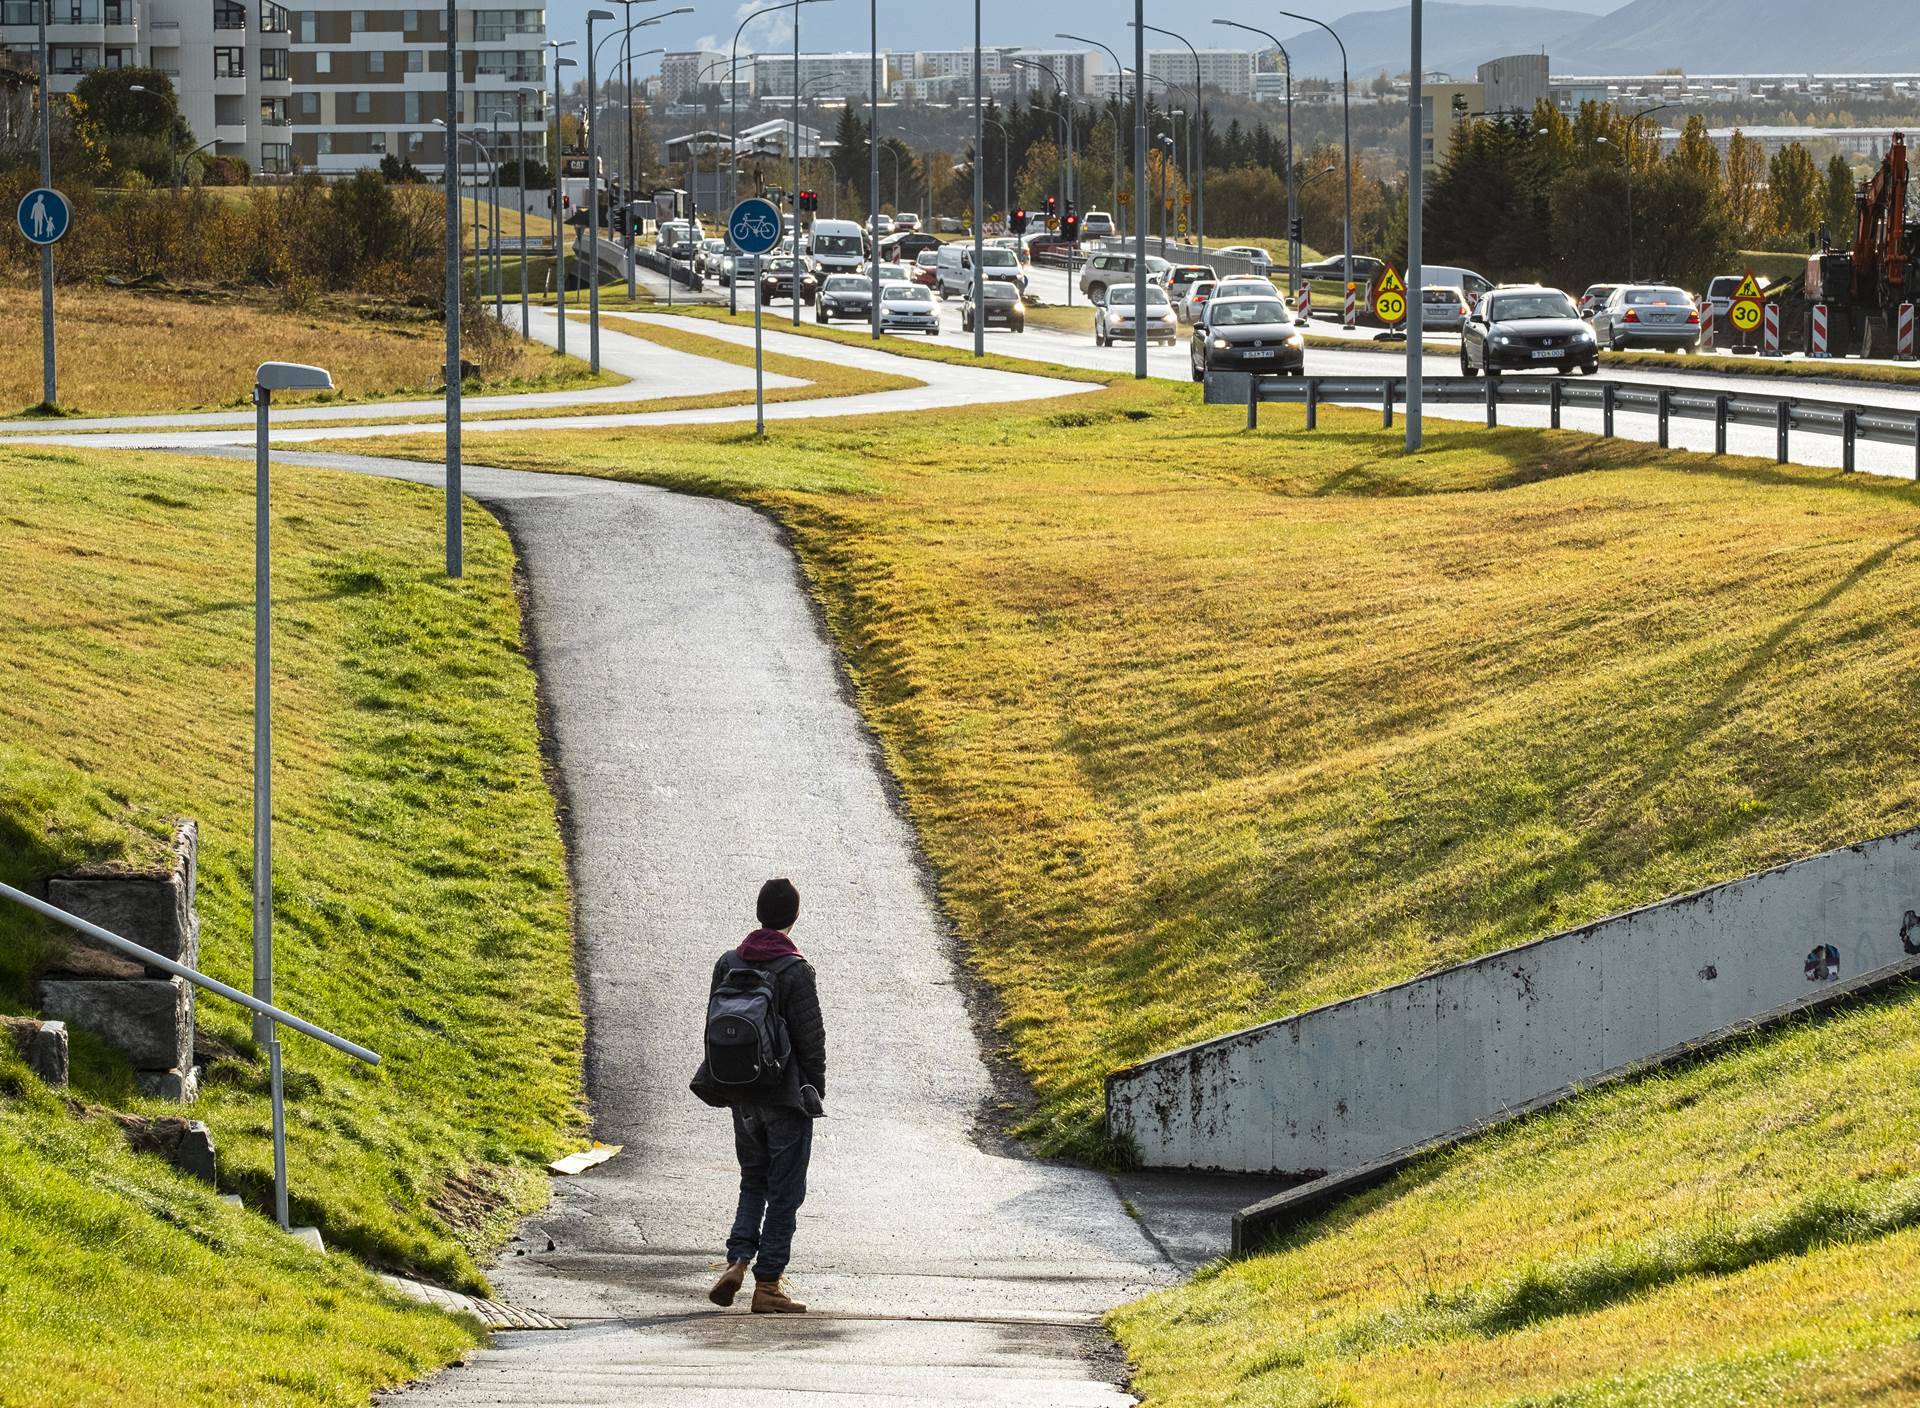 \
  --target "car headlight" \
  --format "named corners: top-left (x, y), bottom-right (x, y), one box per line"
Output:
top-left (1574, 327), bottom-right (1595, 342)
top-left (1286, 333), bottom-right (1304, 348)
top-left (1492, 333), bottom-right (1513, 346)
top-left (1213, 337), bottom-right (1231, 349)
